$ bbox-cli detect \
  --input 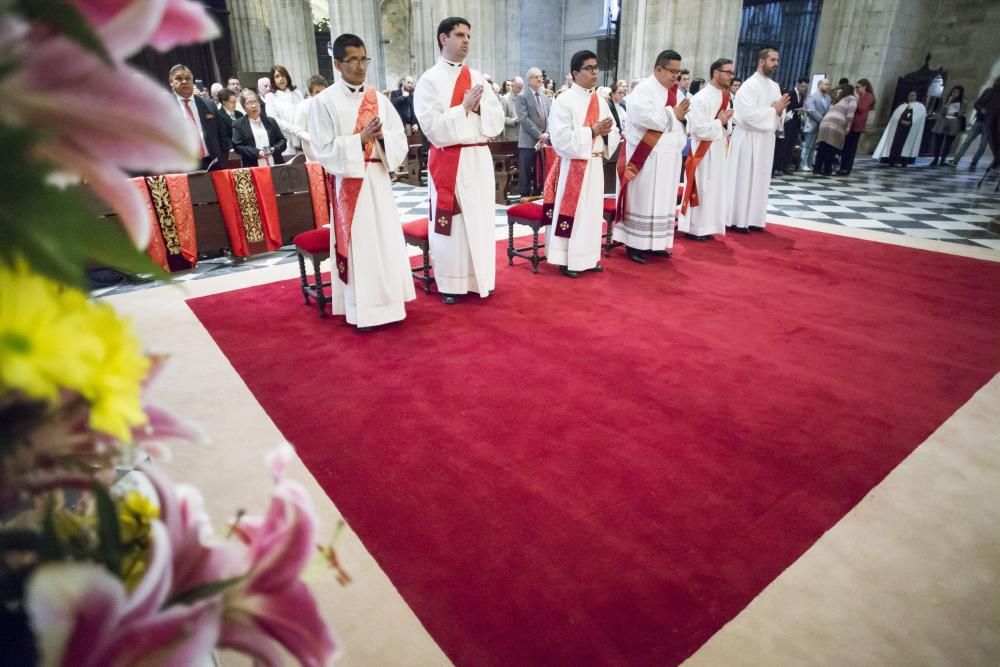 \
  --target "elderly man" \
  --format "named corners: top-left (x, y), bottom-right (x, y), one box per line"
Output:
top-left (546, 49), bottom-right (619, 277)
top-left (516, 67), bottom-right (551, 199)
top-left (414, 16), bottom-right (504, 304)
top-left (801, 78), bottom-right (830, 170)
top-left (501, 76), bottom-right (523, 141)
top-left (729, 47), bottom-right (789, 232)
top-left (168, 64), bottom-right (230, 171)
top-left (390, 75), bottom-right (418, 135)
